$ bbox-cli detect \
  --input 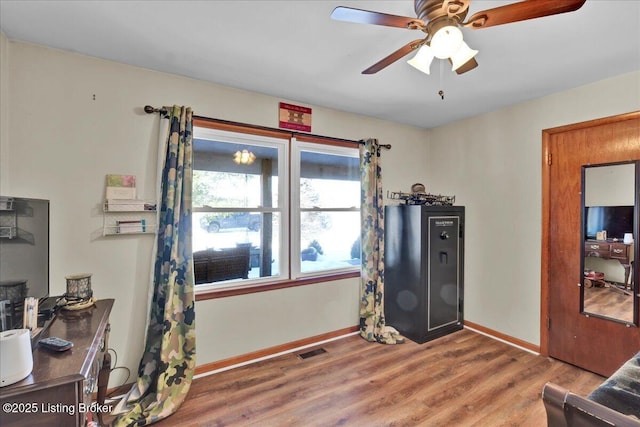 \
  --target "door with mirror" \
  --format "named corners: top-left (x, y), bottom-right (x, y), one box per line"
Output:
top-left (544, 112), bottom-right (640, 377)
